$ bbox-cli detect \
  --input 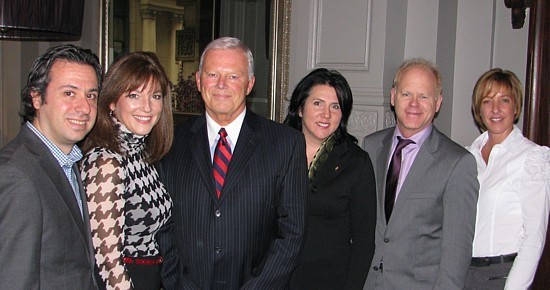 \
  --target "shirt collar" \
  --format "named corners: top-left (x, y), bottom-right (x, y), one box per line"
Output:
top-left (497, 125), bottom-right (523, 150)
top-left (393, 124), bottom-right (433, 148)
top-left (472, 125), bottom-right (522, 152)
top-left (206, 108), bottom-right (246, 148)
top-left (26, 122), bottom-right (82, 168)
